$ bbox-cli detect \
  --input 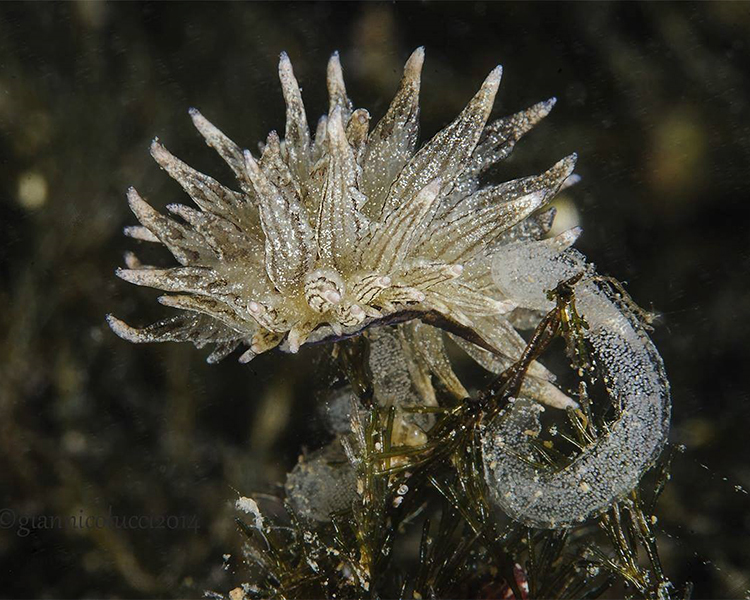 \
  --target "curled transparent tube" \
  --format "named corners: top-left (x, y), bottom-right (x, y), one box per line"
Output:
top-left (483, 242), bottom-right (671, 528)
